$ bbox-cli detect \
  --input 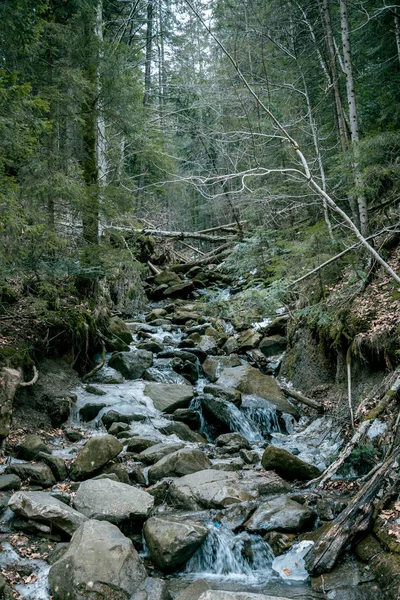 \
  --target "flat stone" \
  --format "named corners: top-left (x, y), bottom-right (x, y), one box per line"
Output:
top-left (144, 383), bottom-right (194, 413)
top-left (160, 421), bottom-right (206, 443)
top-left (244, 496), bottom-right (316, 533)
top-left (9, 491), bottom-right (88, 537)
top-left (202, 356), bottom-right (242, 382)
top-left (84, 385), bottom-right (107, 396)
top-left (73, 478), bottom-right (154, 524)
top-left (69, 435), bottom-right (123, 481)
top-left (203, 384), bottom-right (242, 407)
top-left (49, 520), bottom-right (147, 599)
top-left (261, 446), bottom-right (320, 481)
top-left (175, 579), bottom-right (210, 600)
top-left (0, 474), bottom-right (21, 491)
top-left (148, 448), bottom-right (211, 484)
top-left (144, 516), bottom-right (209, 571)
top-left (139, 442), bottom-right (185, 465)
top-left (6, 463), bottom-right (56, 488)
